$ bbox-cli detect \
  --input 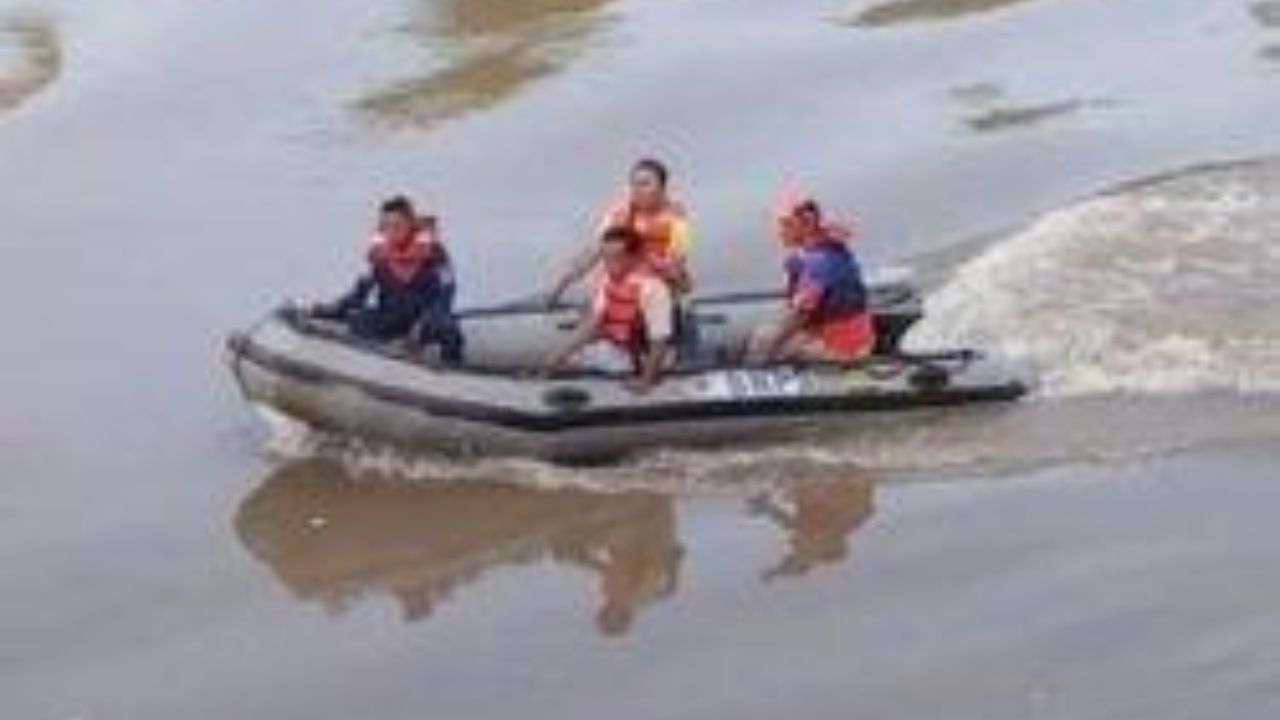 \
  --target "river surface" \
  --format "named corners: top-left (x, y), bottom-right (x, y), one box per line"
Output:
top-left (3, 0), bottom-right (1280, 718)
